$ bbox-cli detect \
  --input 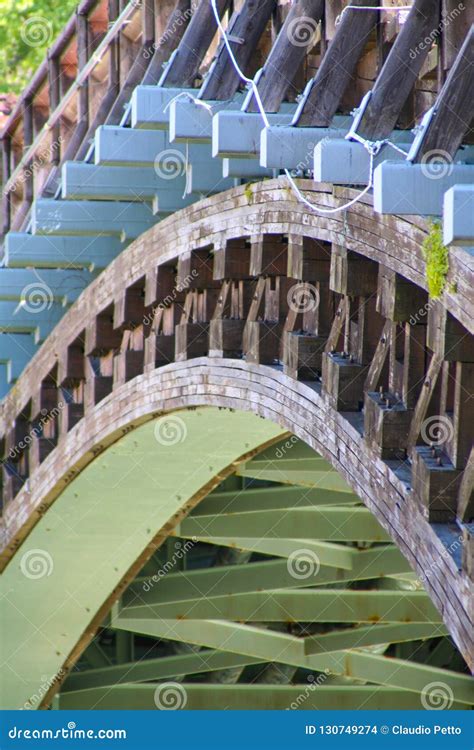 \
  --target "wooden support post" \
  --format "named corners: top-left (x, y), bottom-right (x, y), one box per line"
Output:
top-left (143, 0), bottom-right (194, 85)
top-left (48, 54), bottom-right (61, 166)
top-left (213, 239), bottom-right (251, 281)
top-left (250, 235), bottom-right (287, 277)
top-left (199, 0), bottom-right (276, 101)
top-left (246, 0), bottom-right (325, 113)
top-left (84, 306), bottom-right (122, 407)
top-left (414, 26), bottom-right (474, 160)
top-left (58, 337), bottom-right (86, 436)
top-left (160, 0), bottom-right (232, 87)
top-left (1, 136), bottom-right (11, 234)
top-left (355, 0), bottom-right (441, 140)
top-left (457, 447), bottom-right (474, 522)
top-left (296, 0), bottom-right (378, 126)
